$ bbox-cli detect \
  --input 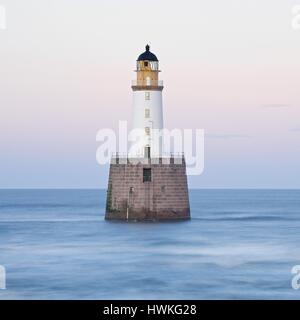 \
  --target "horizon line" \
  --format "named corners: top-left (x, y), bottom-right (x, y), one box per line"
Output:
top-left (0, 188), bottom-right (300, 191)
